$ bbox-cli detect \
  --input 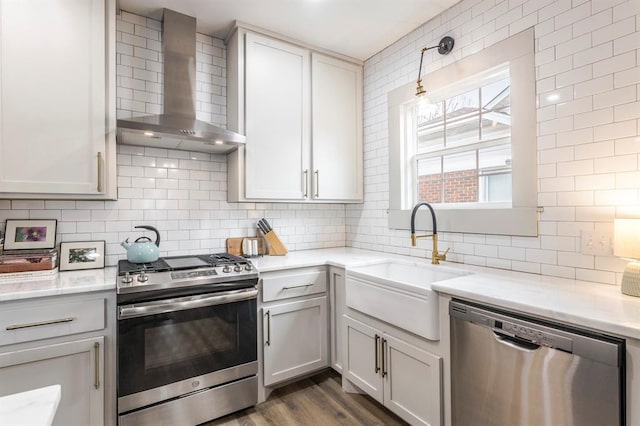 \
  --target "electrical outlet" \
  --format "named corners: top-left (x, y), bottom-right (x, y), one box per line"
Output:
top-left (580, 230), bottom-right (613, 256)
